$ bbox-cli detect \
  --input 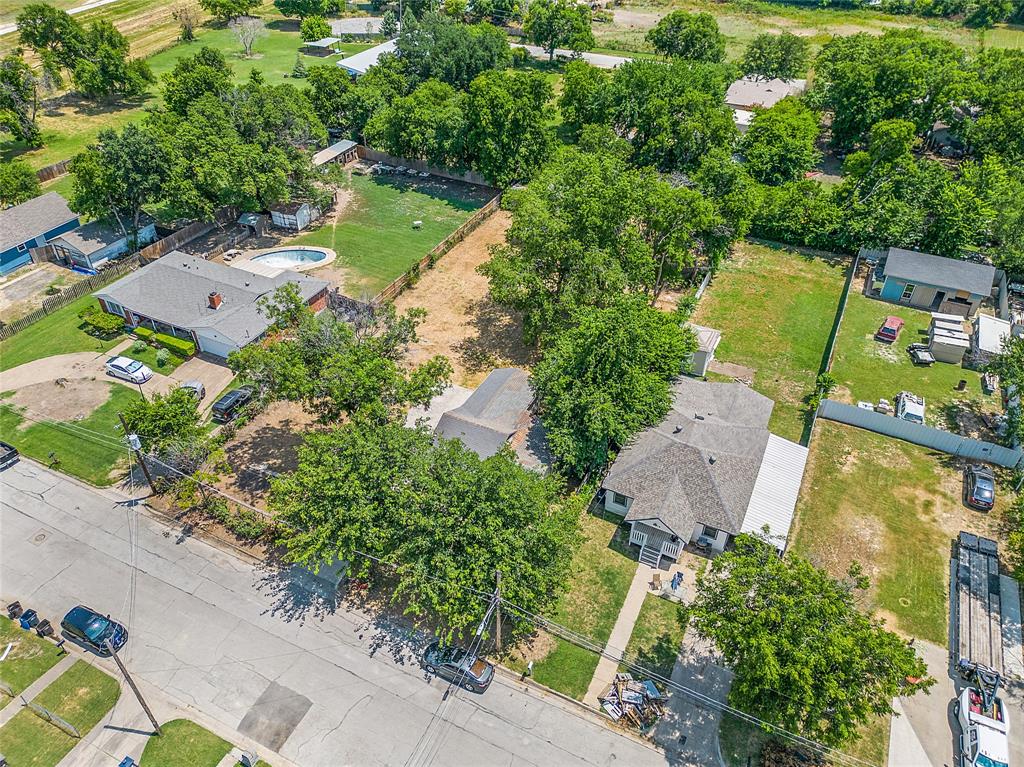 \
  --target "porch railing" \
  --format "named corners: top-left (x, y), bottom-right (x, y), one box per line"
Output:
top-left (629, 527), bottom-right (648, 548)
top-left (661, 539), bottom-right (681, 559)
